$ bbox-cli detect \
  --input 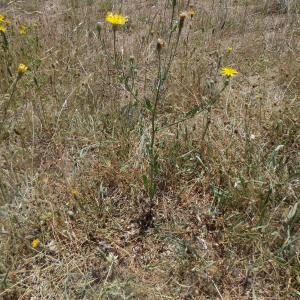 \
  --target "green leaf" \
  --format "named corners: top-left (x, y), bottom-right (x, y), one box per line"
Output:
top-left (185, 106), bottom-right (200, 117)
top-left (143, 175), bottom-right (149, 191)
top-left (149, 182), bottom-right (157, 199)
top-left (145, 98), bottom-right (153, 112)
